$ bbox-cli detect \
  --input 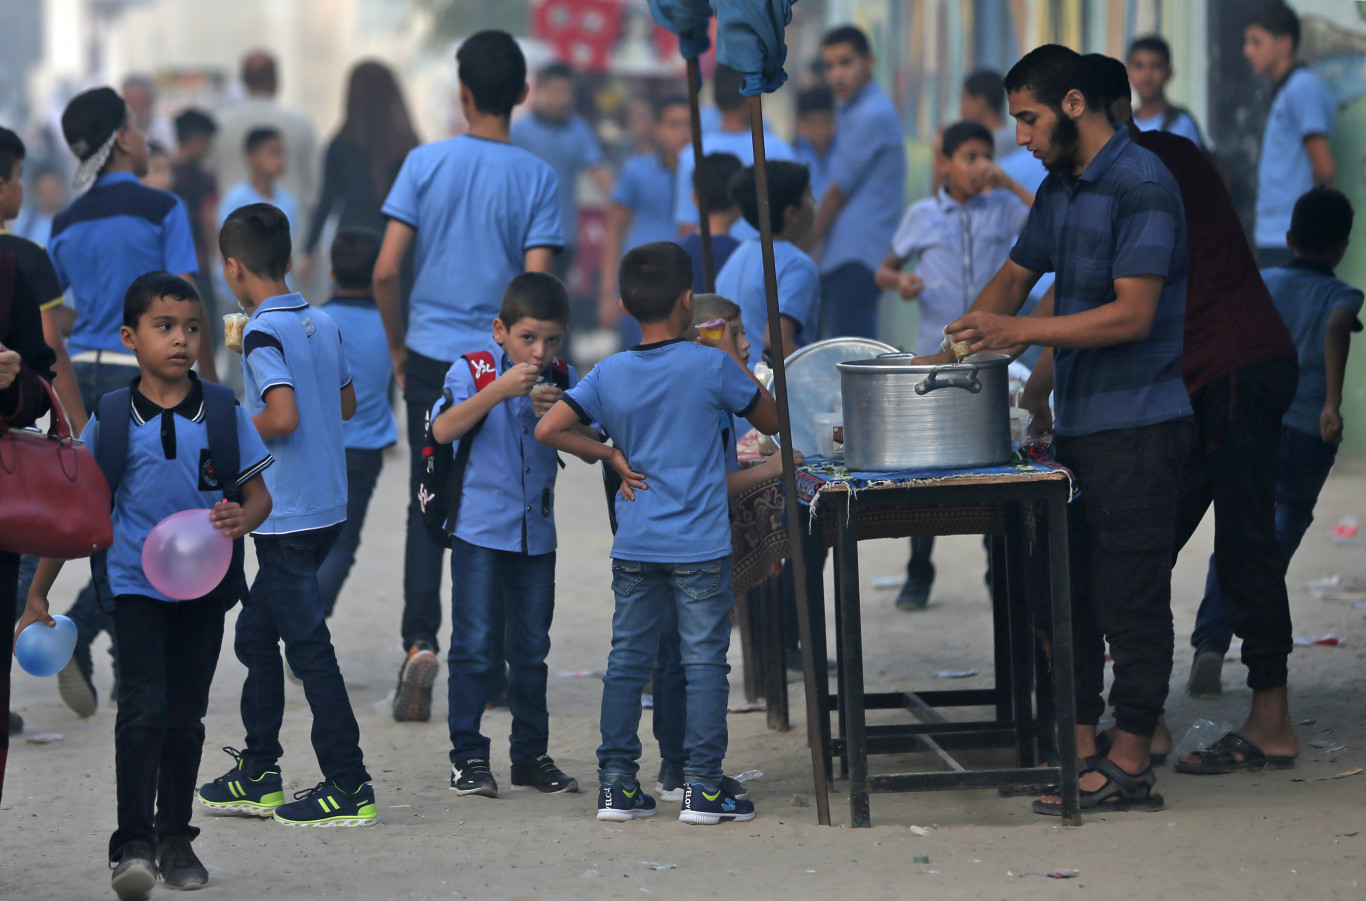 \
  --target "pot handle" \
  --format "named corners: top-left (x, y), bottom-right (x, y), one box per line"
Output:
top-left (915, 364), bottom-right (981, 395)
